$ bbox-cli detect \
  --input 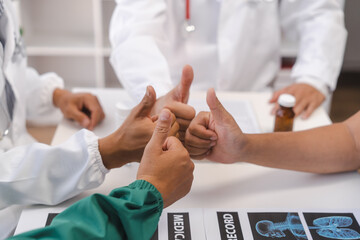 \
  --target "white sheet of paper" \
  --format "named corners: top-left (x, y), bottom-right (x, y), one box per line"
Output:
top-left (15, 207), bottom-right (360, 240)
top-left (204, 209), bottom-right (251, 240)
top-left (204, 209), bottom-right (360, 240)
top-left (15, 207), bottom-right (66, 235)
top-left (157, 208), bottom-right (206, 240)
top-left (188, 98), bottom-right (261, 134)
